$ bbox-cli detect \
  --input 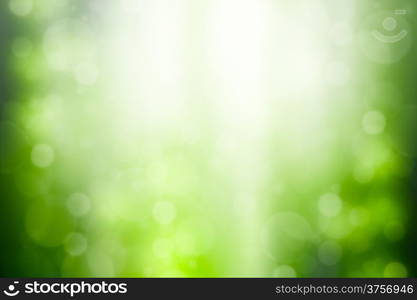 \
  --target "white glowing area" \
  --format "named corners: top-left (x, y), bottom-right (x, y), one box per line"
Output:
top-left (90, 0), bottom-right (356, 275)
